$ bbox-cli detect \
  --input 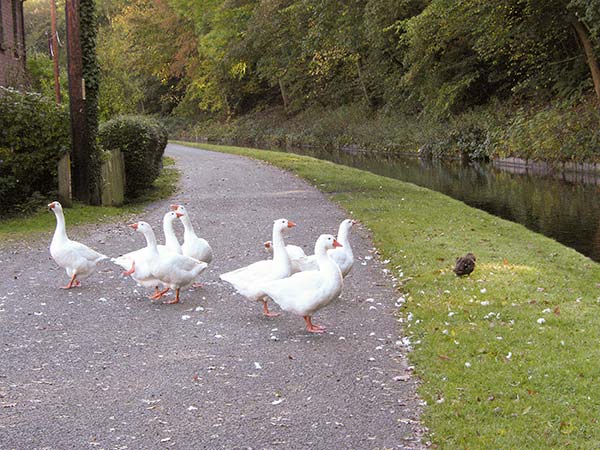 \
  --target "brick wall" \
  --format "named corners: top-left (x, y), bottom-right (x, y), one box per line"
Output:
top-left (0, 0), bottom-right (26, 88)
